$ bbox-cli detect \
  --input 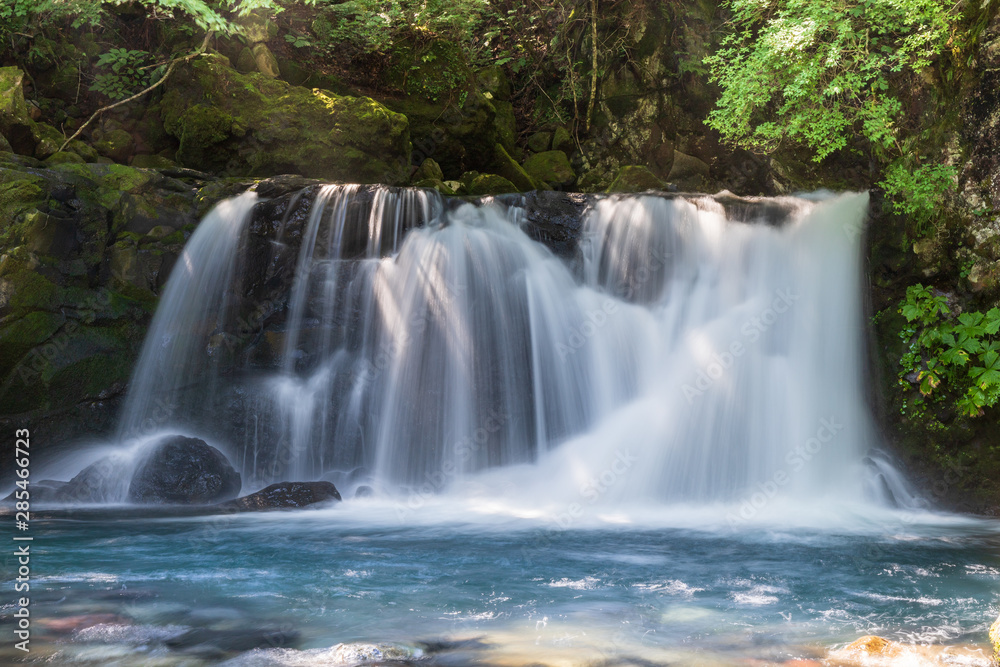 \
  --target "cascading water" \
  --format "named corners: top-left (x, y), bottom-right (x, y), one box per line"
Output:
top-left (111, 185), bottom-right (914, 510)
